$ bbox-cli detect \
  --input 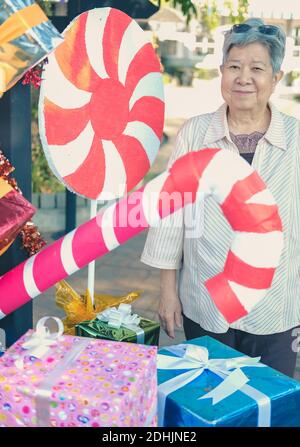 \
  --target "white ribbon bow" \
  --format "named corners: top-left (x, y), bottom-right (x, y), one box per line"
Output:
top-left (97, 304), bottom-right (145, 343)
top-left (158, 343), bottom-right (270, 427)
top-left (97, 303), bottom-right (141, 329)
top-left (16, 317), bottom-right (64, 369)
